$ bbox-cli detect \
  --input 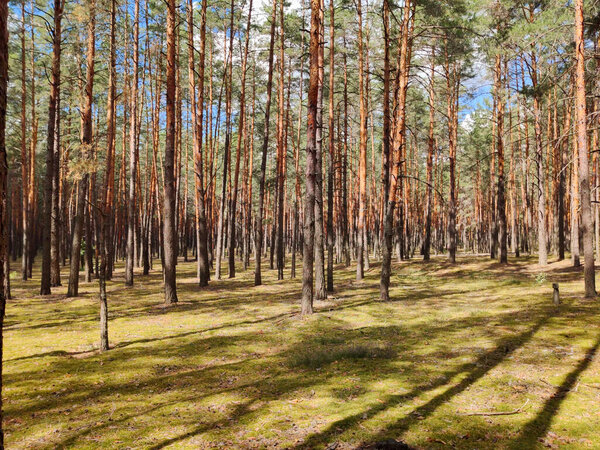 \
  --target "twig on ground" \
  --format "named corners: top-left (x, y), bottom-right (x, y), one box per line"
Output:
top-left (459, 399), bottom-right (530, 416)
